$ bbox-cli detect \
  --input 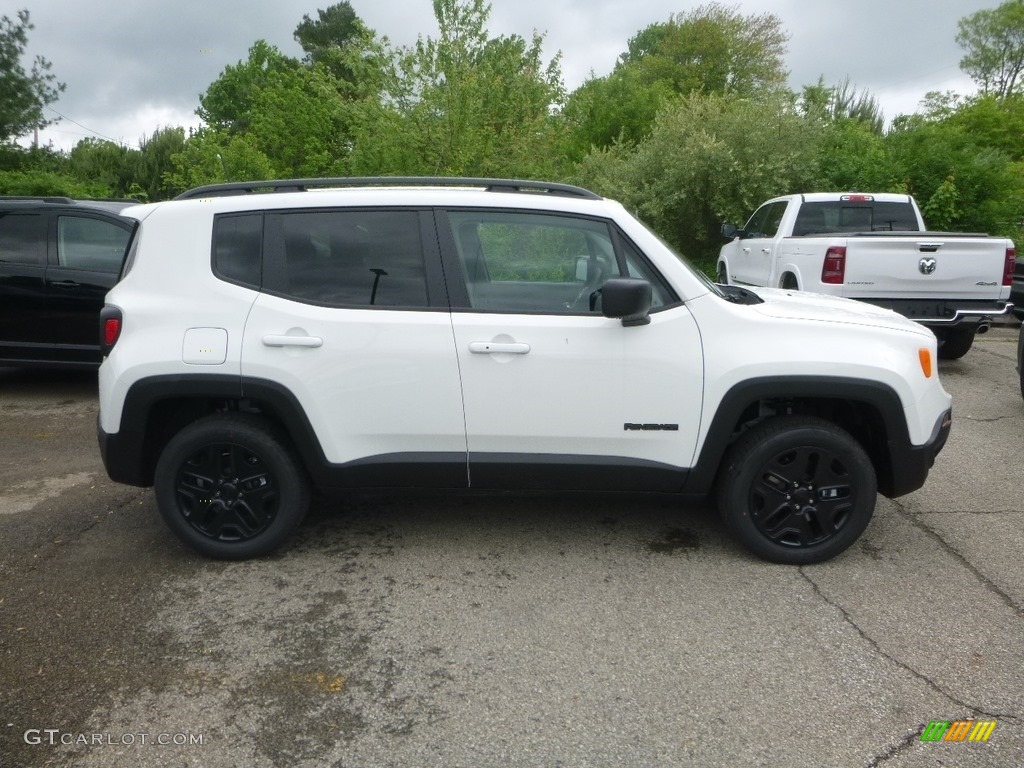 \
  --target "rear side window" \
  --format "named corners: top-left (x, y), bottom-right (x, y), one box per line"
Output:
top-left (0, 213), bottom-right (44, 265)
top-left (56, 216), bottom-right (132, 273)
top-left (793, 201), bottom-right (920, 235)
top-left (275, 210), bottom-right (428, 308)
top-left (213, 213), bottom-right (262, 288)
